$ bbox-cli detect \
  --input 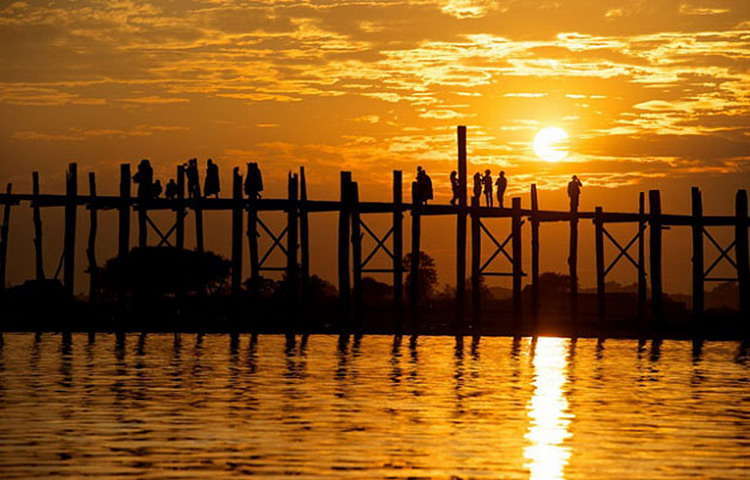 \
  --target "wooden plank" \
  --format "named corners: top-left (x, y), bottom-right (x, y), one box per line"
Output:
top-left (691, 187), bottom-right (704, 320)
top-left (455, 125), bottom-right (467, 332)
top-left (87, 172), bottom-right (98, 303)
top-left (63, 163), bottom-right (77, 295)
top-left (649, 190), bottom-right (663, 326)
top-left (32, 172), bottom-right (45, 280)
top-left (595, 206), bottom-right (605, 324)
top-left (736, 189), bottom-right (750, 319)
top-left (231, 168), bottom-right (243, 296)
top-left (118, 164), bottom-right (131, 258)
